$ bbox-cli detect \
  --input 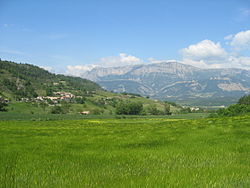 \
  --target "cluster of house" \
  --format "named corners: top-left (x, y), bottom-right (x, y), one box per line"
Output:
top-left (190, 107), bottom-right (200, 112)
top-left (79, 111), bottom-right (90, 115)
top-left (19, 91), bottom-right (78, 103)
top-left (182, 106), bottom-right (201, 112)
top-left (36, 92), bottom-right (76, 103)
